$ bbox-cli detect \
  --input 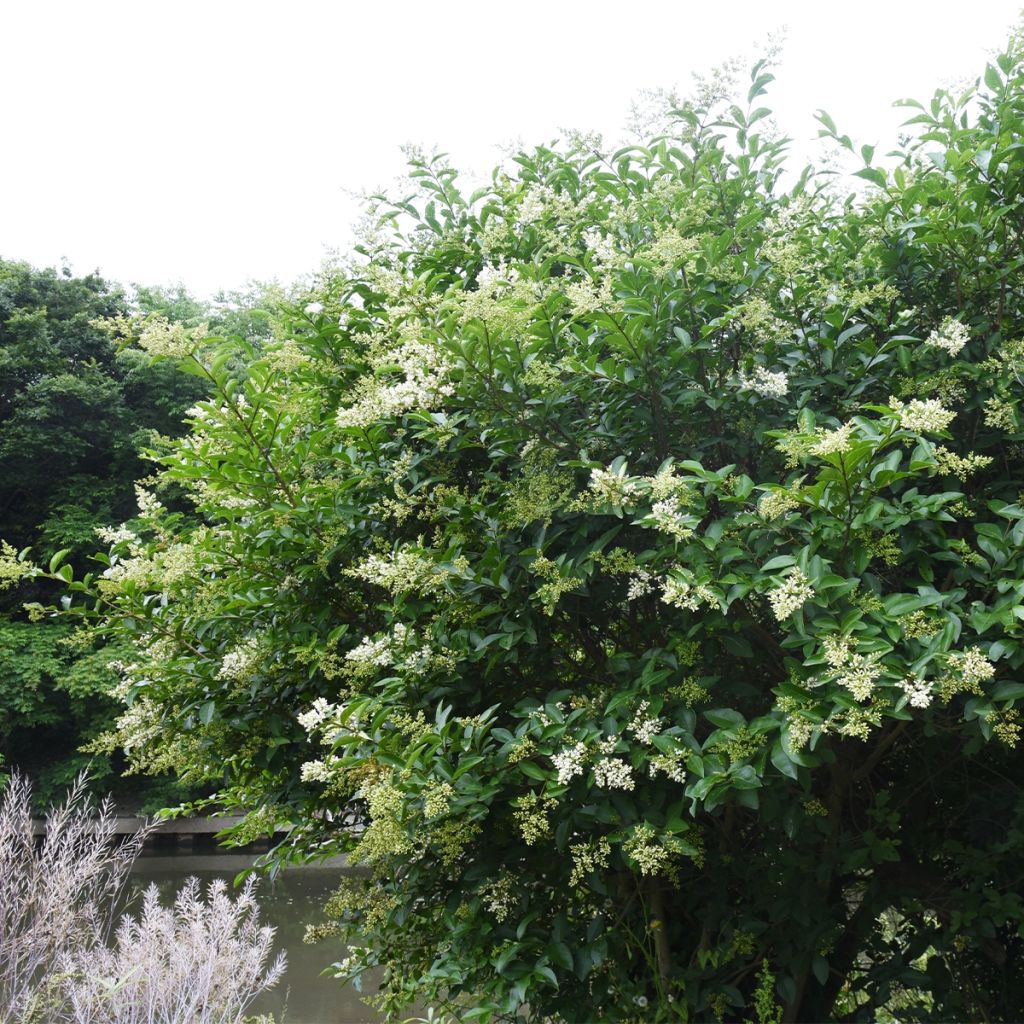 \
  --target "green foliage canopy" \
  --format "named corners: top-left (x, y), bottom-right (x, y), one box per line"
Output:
top-left (29, 39), bottom-right (1024, 1022)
